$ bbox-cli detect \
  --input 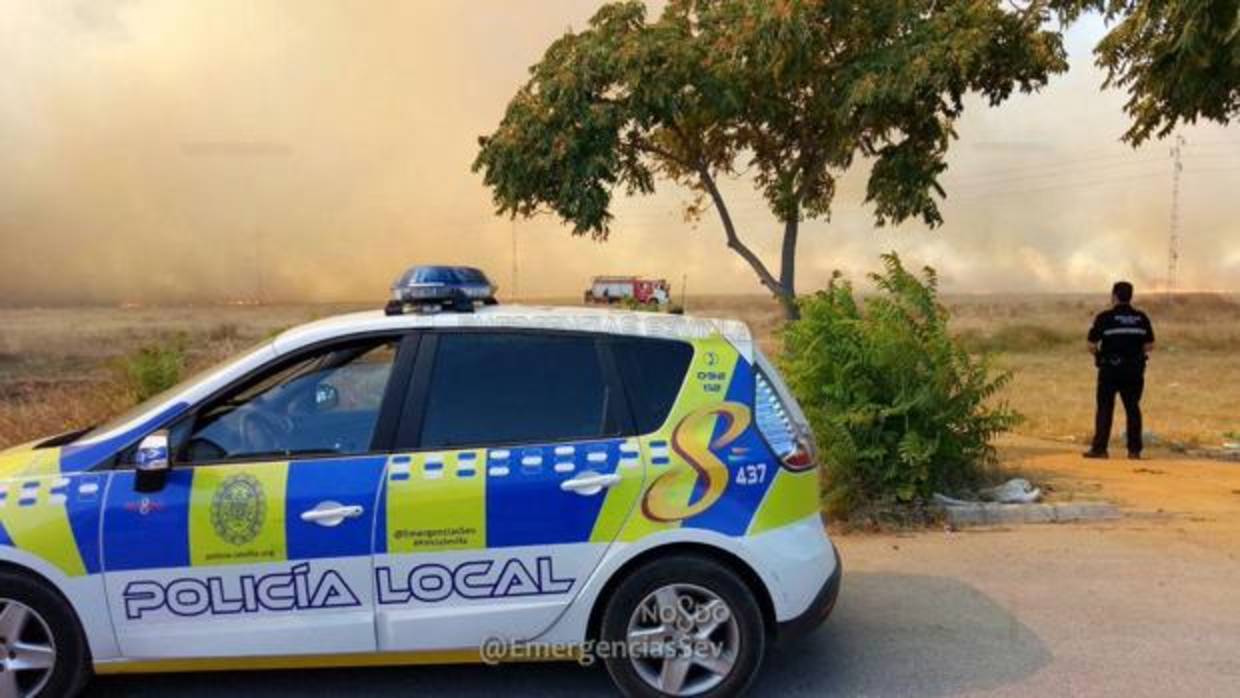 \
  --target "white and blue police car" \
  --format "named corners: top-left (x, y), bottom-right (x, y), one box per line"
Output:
top-left (0, 266), bottom-right (840, 697)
